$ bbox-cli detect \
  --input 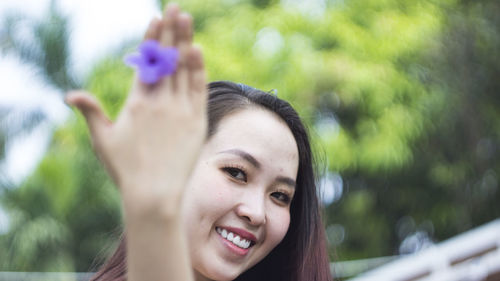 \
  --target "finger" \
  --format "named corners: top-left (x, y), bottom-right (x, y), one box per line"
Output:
top-left (175, 13), bottom-right (193, 94)
top-left (134, 18), bottom-right (163, 94)
top-left (143, 17), bottom-right (162, 41)
top-left (187, 46), bottom-right (207, 109)
top-left (65, 91), bottom-right (111, 143)
top-left (175, 12), bottom-right (193, 49)
top-left (158, 3), bottom-right (180, 92)
top-left (160, 3), bottom-right (179, 47)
